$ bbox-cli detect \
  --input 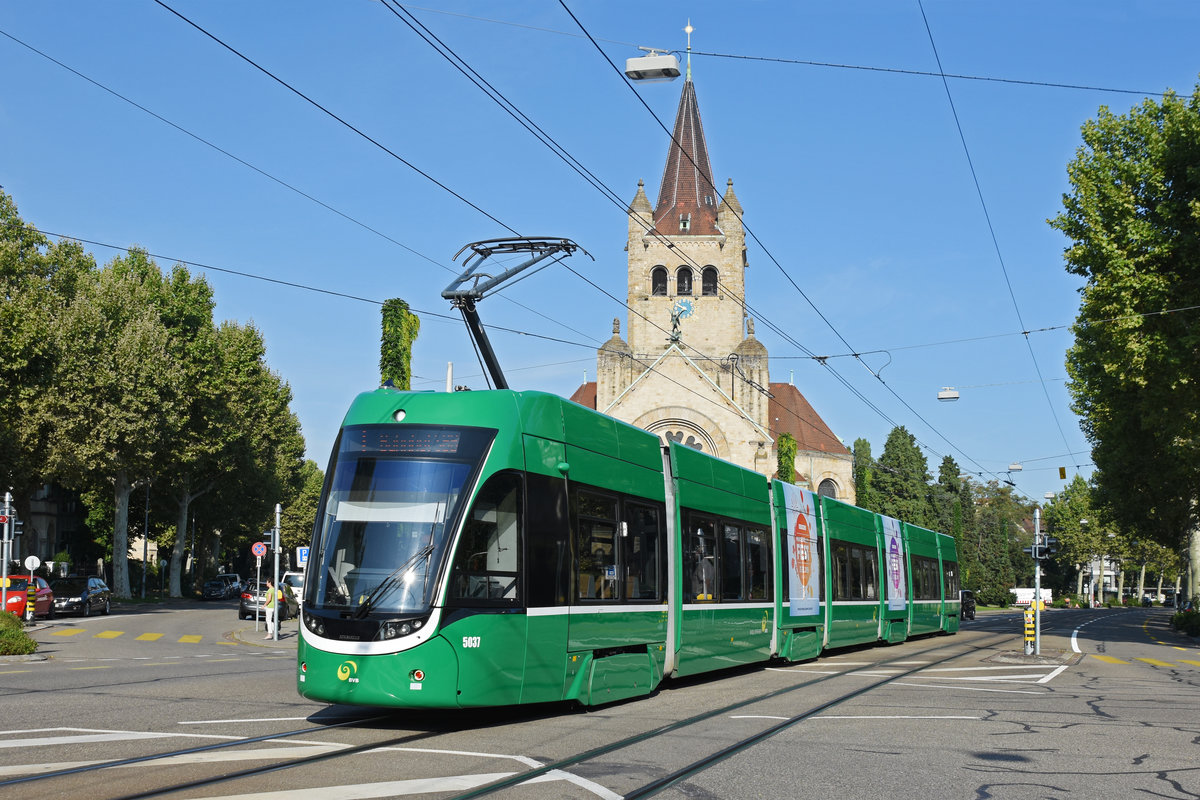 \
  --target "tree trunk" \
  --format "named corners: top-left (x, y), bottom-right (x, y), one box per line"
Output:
top-left (170, 497), bottom-right (189, 598)
top-left (1189, 527), bottom-right (1200, 602)
top-left (1075, 564), bottom-right (1084, 598)
top-left (112, 470), bottom-right (132, 598)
